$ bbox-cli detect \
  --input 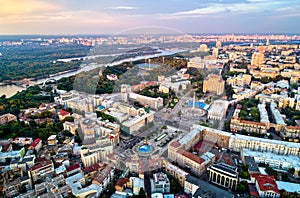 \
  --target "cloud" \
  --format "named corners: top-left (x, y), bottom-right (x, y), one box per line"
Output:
top-left (0, 0), bottom-right (60, 16)
top-left (161, 0), bottom-right (300, 19)
top-left (106, 6), bottom-right (137, 10)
